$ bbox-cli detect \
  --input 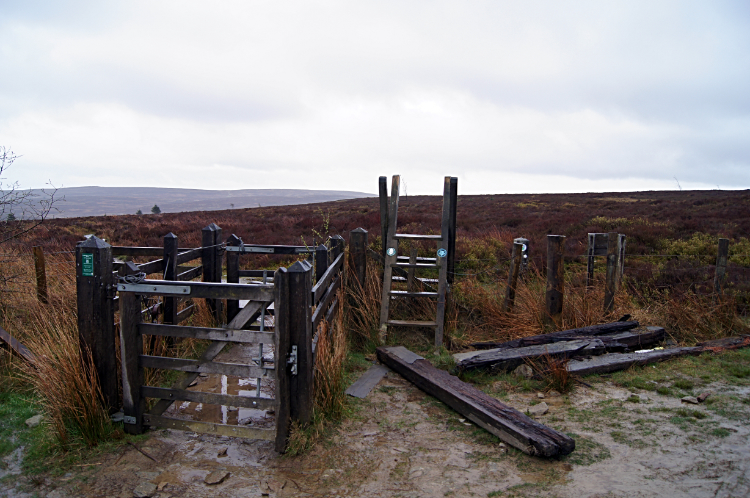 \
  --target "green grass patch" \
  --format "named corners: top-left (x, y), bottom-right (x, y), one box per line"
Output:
top-left (562, 434), bottom-right (611, 466)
